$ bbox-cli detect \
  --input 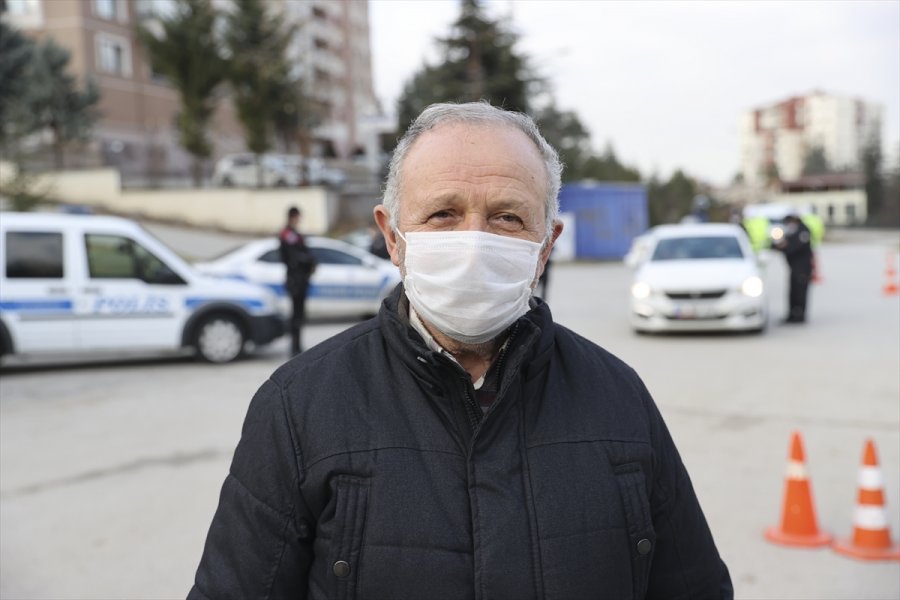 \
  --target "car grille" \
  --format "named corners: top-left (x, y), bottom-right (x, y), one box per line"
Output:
top-left (665, 290), bottom-right (727, 300)
top-left (664, 314), bottom-right (728, 321)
